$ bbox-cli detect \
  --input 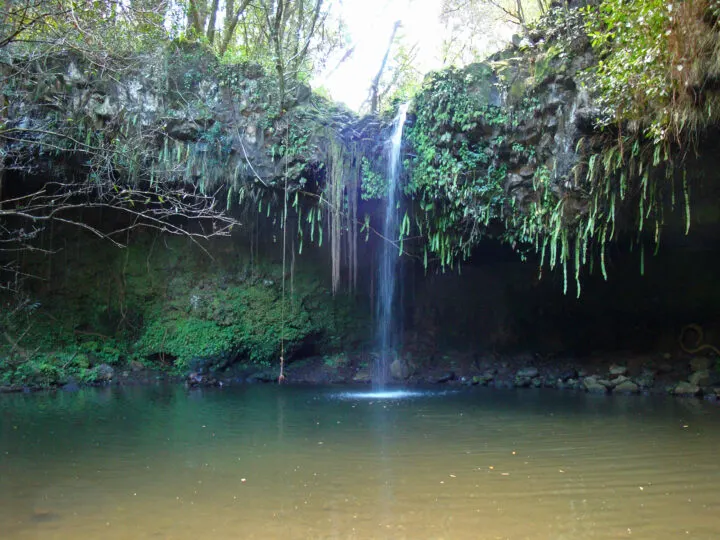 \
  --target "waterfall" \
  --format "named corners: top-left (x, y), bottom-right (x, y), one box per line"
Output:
top-left (374, 103), bottom-right (409, 387)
